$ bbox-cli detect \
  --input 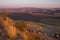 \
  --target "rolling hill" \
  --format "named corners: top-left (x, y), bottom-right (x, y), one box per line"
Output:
top-left (0, 14), bottom-right (53, 40)
top-left (0, 8), bottom-right (60, 40)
